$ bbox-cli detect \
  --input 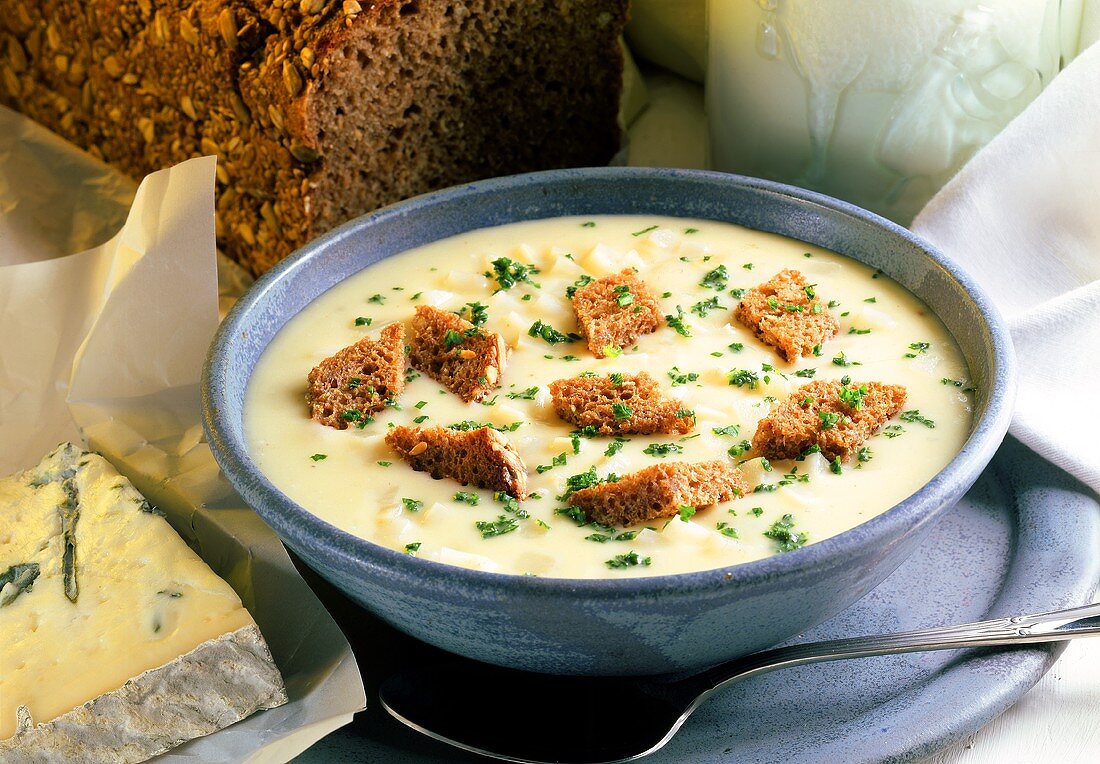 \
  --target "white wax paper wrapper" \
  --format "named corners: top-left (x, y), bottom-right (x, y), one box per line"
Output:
top-left (0, 105), bottom-right (365, 762)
